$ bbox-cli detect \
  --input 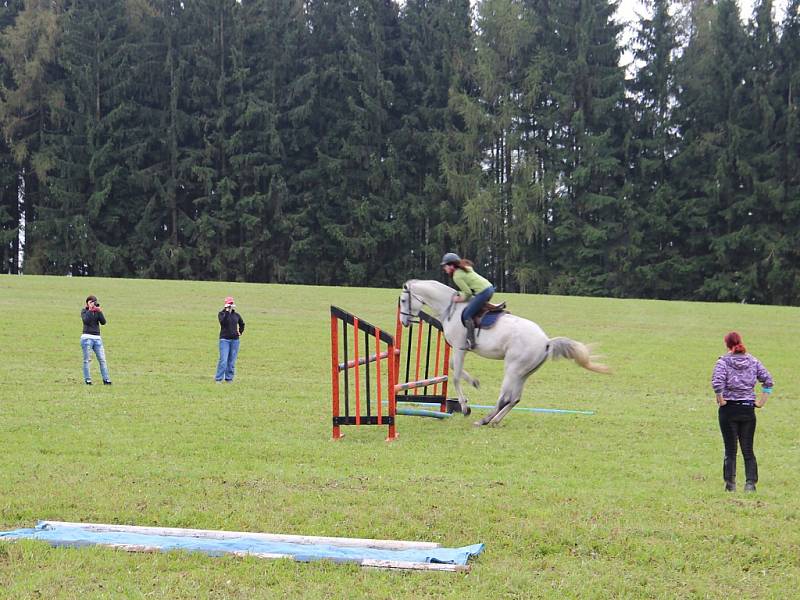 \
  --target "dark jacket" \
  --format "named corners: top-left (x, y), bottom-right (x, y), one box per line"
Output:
top-left (218, 309), bottom-right (245, 339)
top-left (81, 308), bottom-right (106, 336)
